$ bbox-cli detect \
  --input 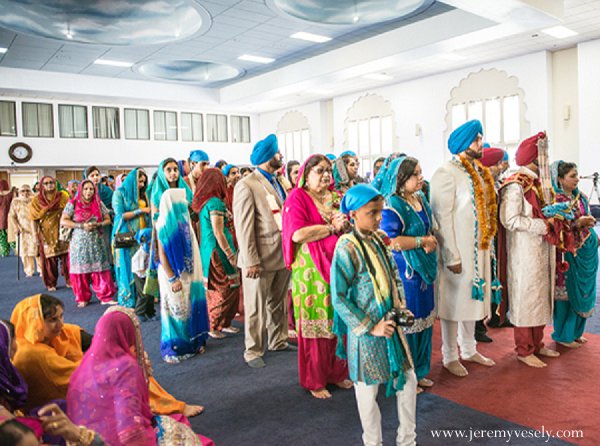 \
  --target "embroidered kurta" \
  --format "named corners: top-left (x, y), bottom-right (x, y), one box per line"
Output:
top-left (430, 161), bottom-right (491, 321)
top-left (331, 233), bottom-right (412, 385)
top-left (499, 167), bottom-right (554, 327)
top-left (63, 201), bottom-right (112, 274)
